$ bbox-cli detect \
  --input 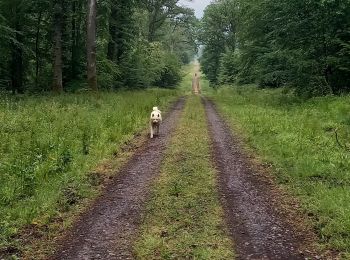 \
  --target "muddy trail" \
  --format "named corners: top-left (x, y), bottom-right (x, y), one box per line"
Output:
top-left (51, 98), bottom-right (185, 260)
top-left (203, 98), bottom-right (319, 260)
